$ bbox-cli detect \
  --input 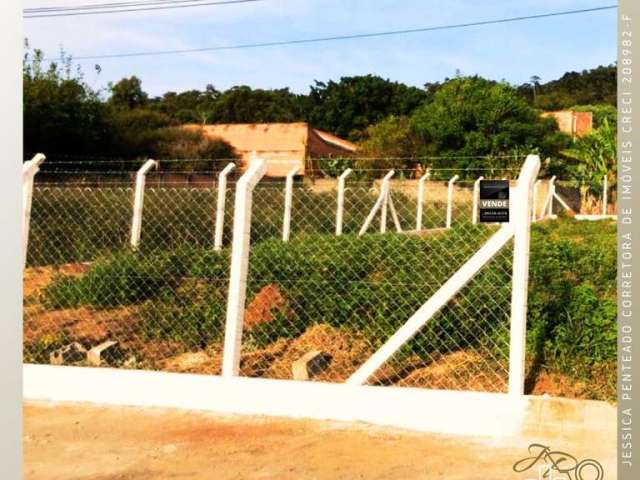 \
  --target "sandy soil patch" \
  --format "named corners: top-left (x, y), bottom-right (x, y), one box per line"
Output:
top-left (23, 401), bottom-right (616, 480)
